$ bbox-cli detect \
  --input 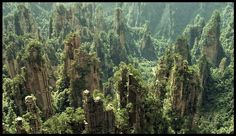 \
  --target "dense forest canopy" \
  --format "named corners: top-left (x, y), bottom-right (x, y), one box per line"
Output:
top-left (2, 2), bottom-right (234, 134)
